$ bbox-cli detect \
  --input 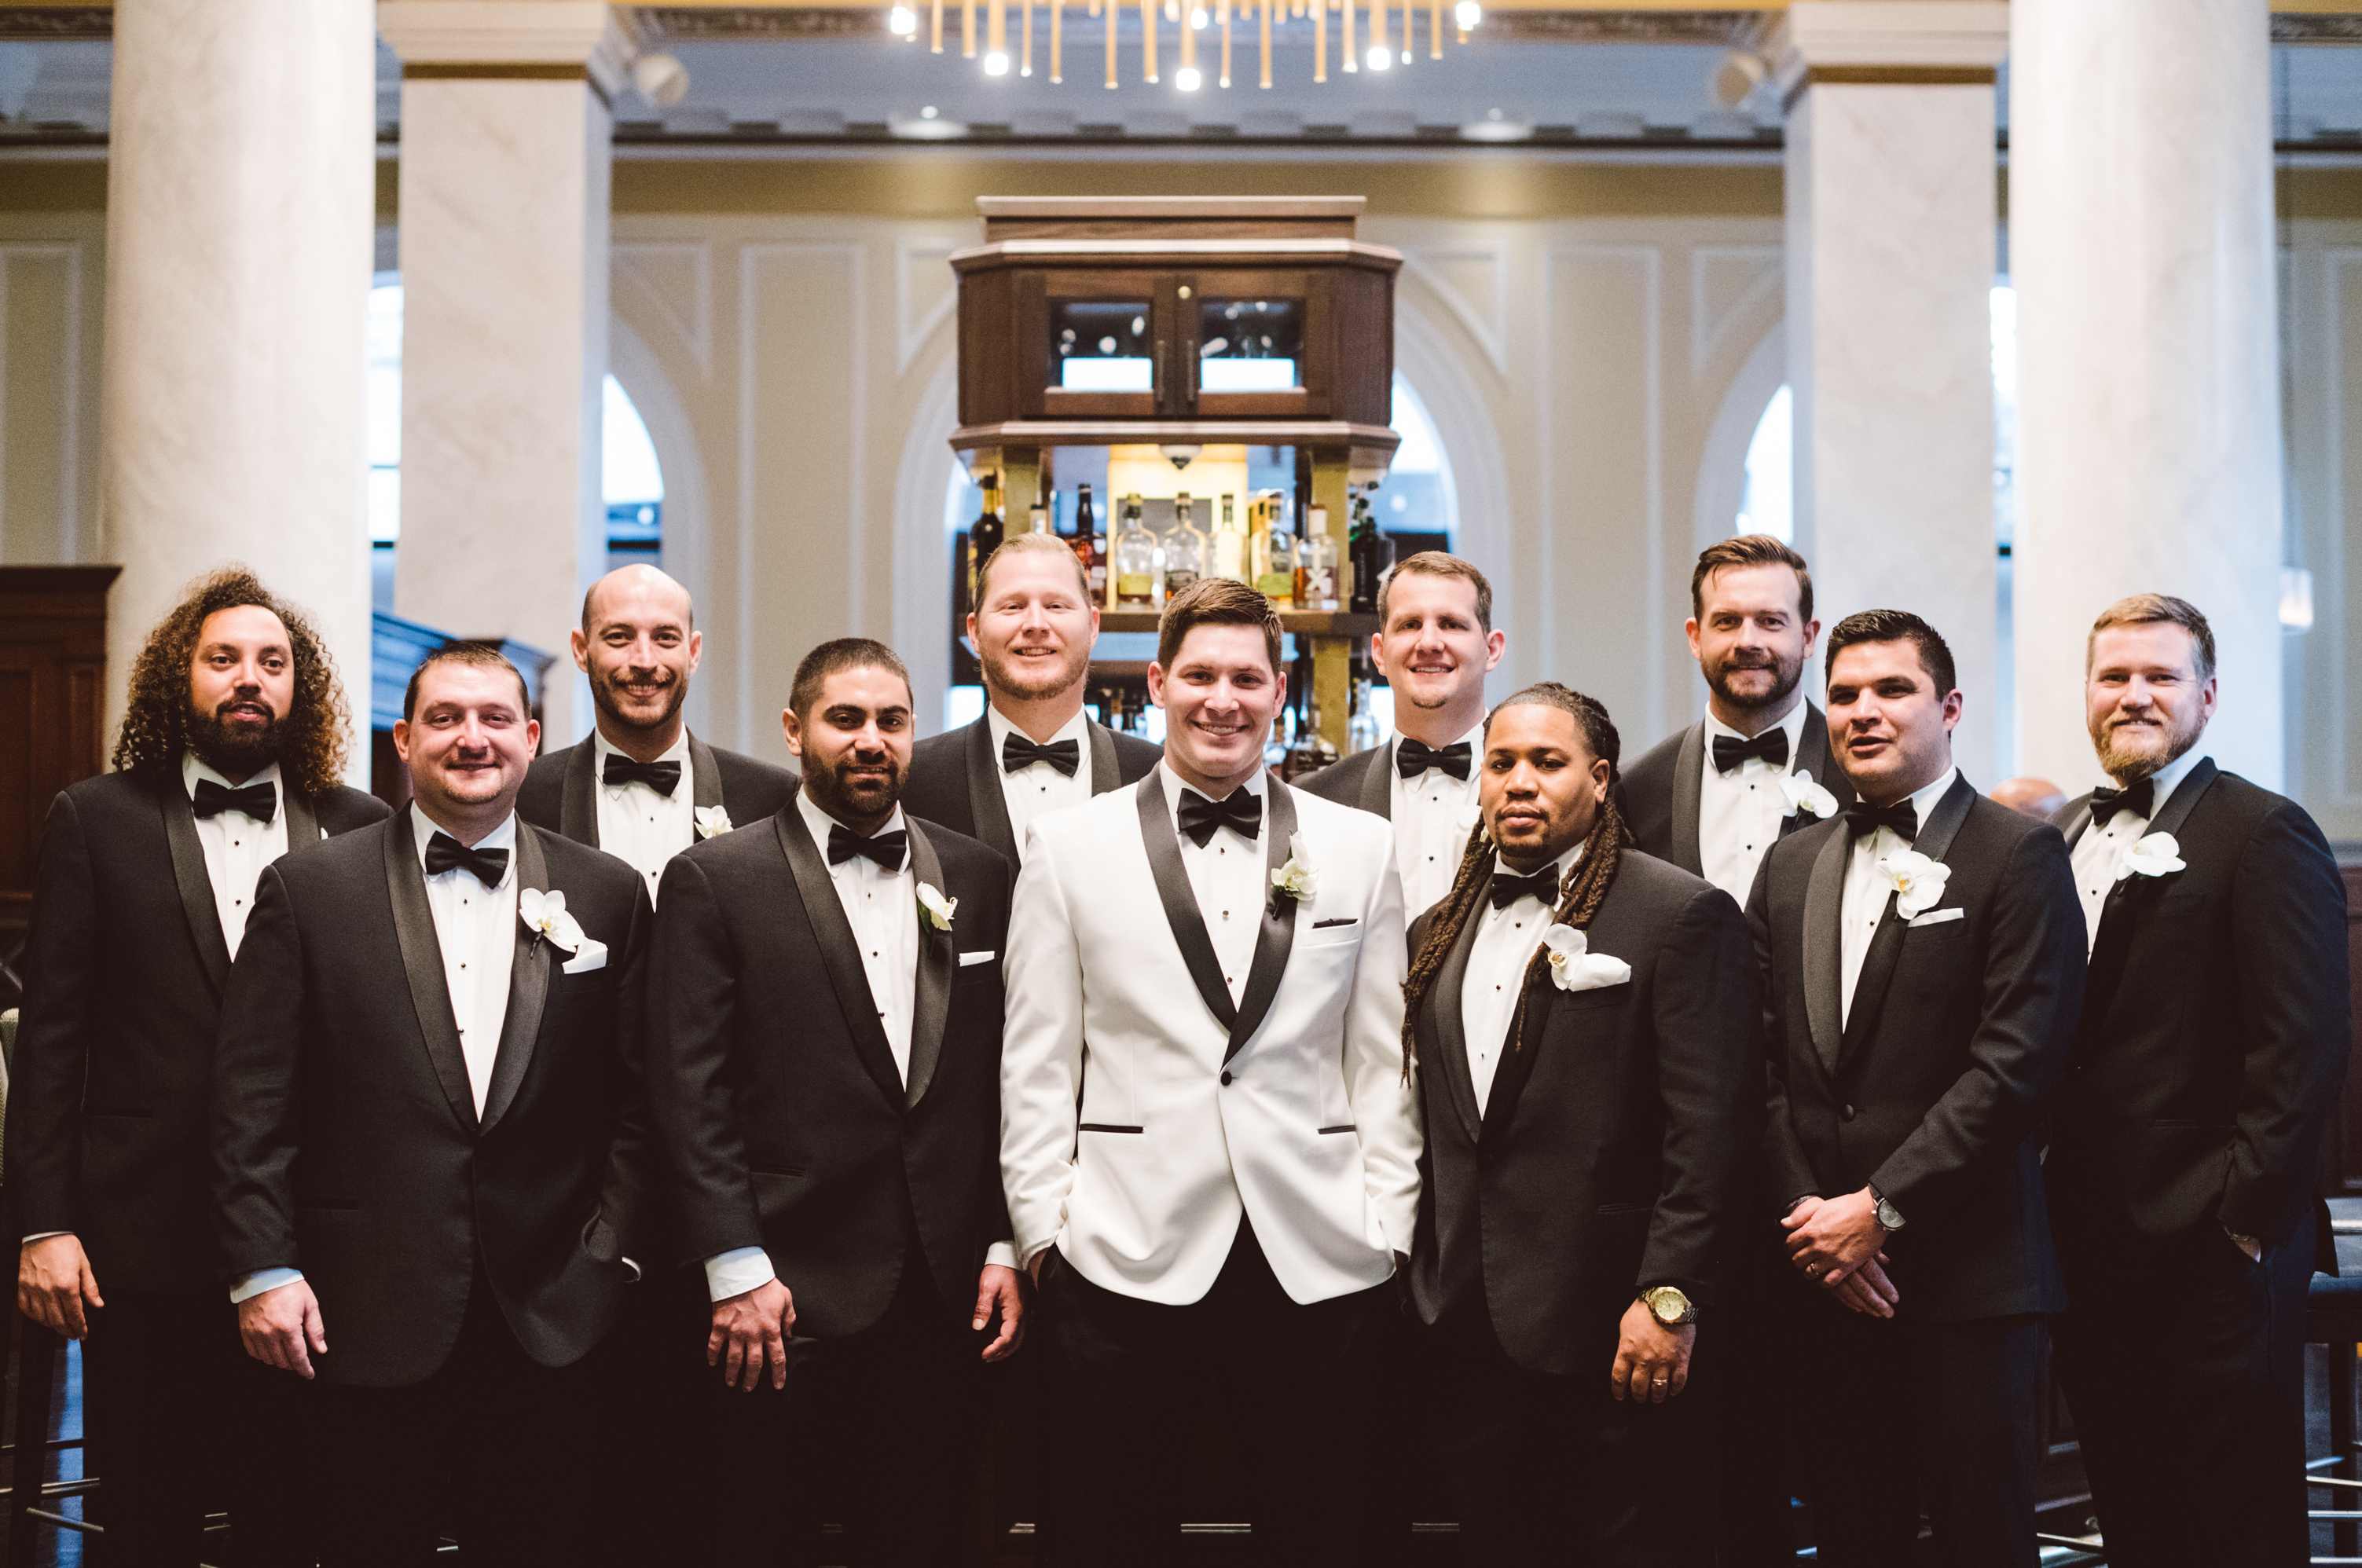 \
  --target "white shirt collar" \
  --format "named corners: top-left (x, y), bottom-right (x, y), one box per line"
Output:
top-left (1157, 759), bottom-right (1267, 817)
top-left (2102, 746), bottom-right (2206, 819)
top-left (985, 703), bottom-right (1091, 753)
top-left (796, 789), bottom-right (909, 870)
top-left (184, 752), bottom-right (283, 799)
top-left (409, 803), bottom-right (518, 889)
top-left (592, 727), bottom-right (690, 767)
top-left (1898, 765), bottom-right (1959, 832)
top-left (1703, 697), bottom-right (1810, 753)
